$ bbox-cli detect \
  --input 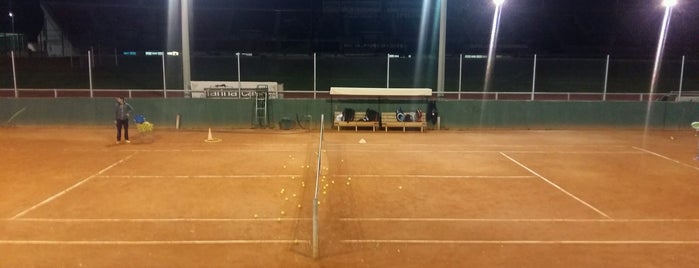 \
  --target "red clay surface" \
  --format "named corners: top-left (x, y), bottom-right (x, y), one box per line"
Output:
top-left (1, 126), bottom-right (699, 267)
